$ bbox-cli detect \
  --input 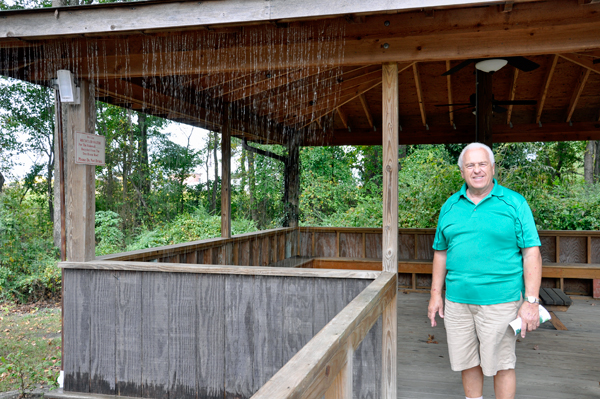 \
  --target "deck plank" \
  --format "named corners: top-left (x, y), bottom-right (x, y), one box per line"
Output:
top-left (397, 293), bottom-right (600, 399)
